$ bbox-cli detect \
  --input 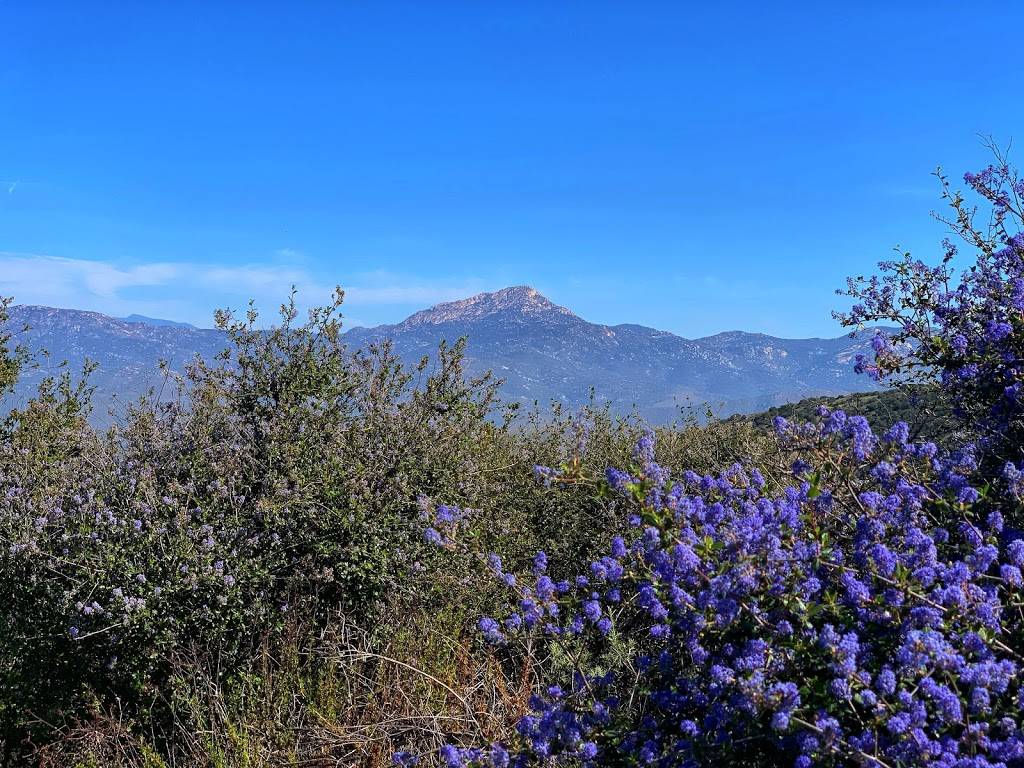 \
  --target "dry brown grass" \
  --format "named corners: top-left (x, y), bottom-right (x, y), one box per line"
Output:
top-left (34, 611), bottom-right (535, 768)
